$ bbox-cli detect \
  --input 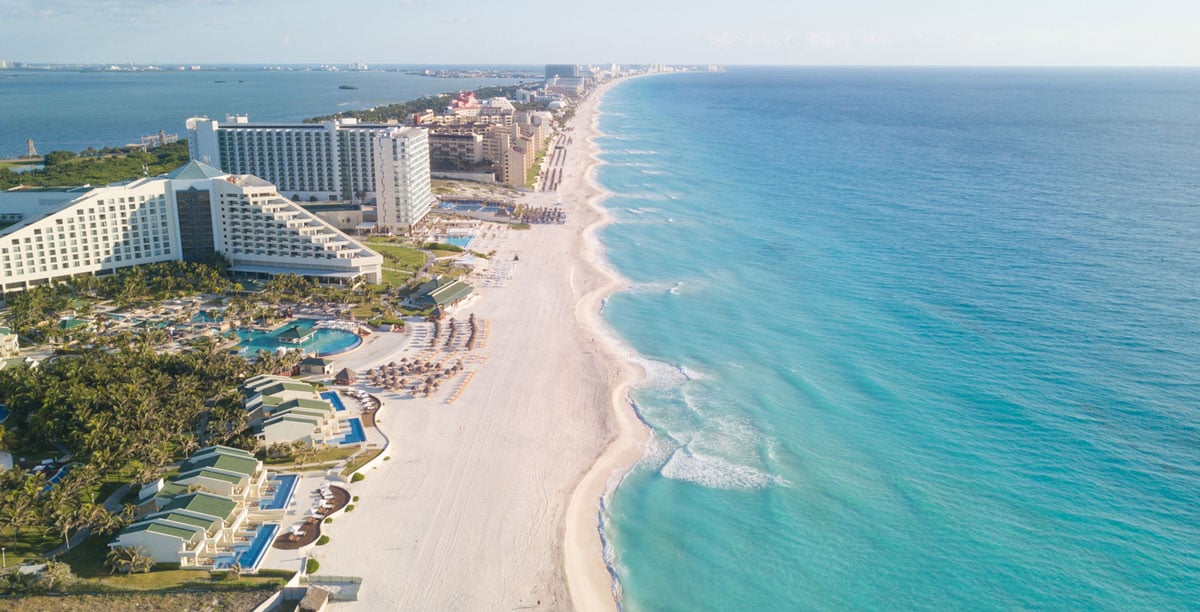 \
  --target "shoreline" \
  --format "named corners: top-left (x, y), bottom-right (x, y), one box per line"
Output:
top-left (562, 77), bottom-right (654, 612)
top-left (309, 75), bottom-right (653, 609)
